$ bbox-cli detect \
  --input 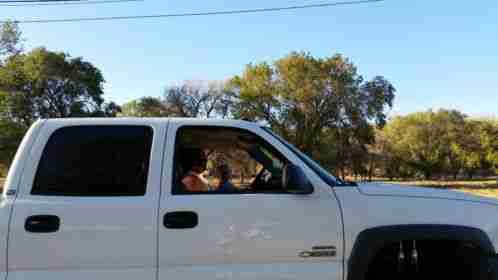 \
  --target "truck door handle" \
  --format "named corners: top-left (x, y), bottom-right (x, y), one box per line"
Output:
top-left (164, 211), bottom-right (198, 229)
top-left (25, 215), bottom-right (60, 233)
